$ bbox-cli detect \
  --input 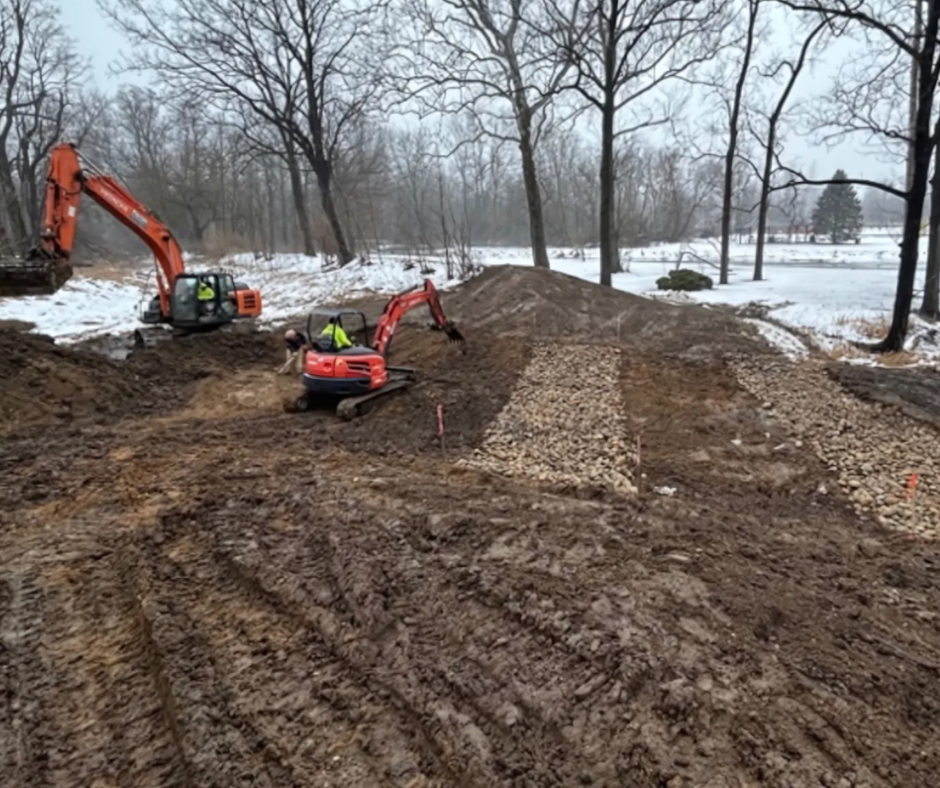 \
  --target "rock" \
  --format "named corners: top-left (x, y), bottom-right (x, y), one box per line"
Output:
top-left (857, 538), bottom-right (884, 558)
top-left (574, 673), bottom-right (606, 698)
